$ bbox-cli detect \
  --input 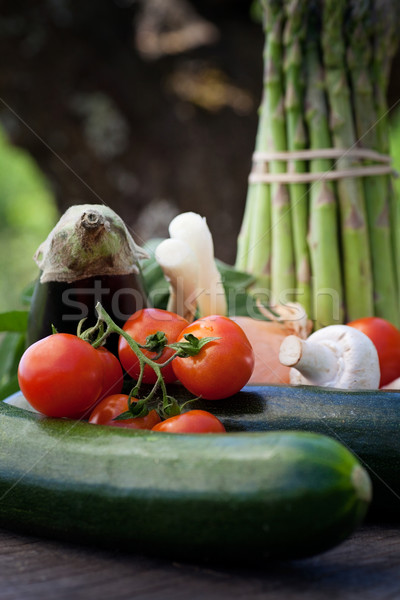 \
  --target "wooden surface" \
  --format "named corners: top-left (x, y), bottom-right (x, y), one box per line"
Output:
top-left (0, 523), bottom-right (399, 599)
